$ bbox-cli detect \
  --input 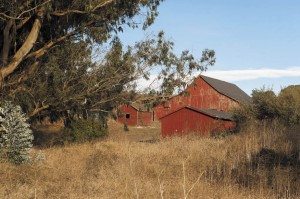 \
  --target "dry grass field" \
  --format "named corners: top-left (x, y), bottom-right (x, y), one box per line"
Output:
top-left (0, 120), bottom-right (299, 199)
